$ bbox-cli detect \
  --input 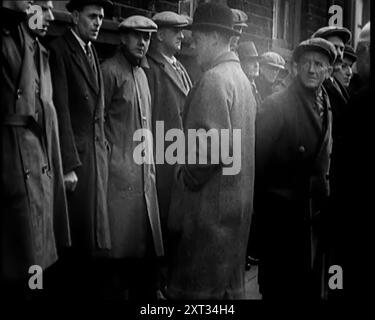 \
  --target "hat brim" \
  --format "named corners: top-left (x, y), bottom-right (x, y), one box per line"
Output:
top-left (157, 23), bottom-right (191, 29)
top-left (119, 27), bottom-right (157, 33)
top-left (262, 62), bottom-right (285, 70)
top-left (293, 44), bottom-right (335, 64)
top-left (192, 23), bottom-right (241, 36)
top-left (66, 0), bottom-right (113, 12)
top-left (318, 29), bottom-right (351, 44)
top-left (344, 52), bottom-right (357, 62)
